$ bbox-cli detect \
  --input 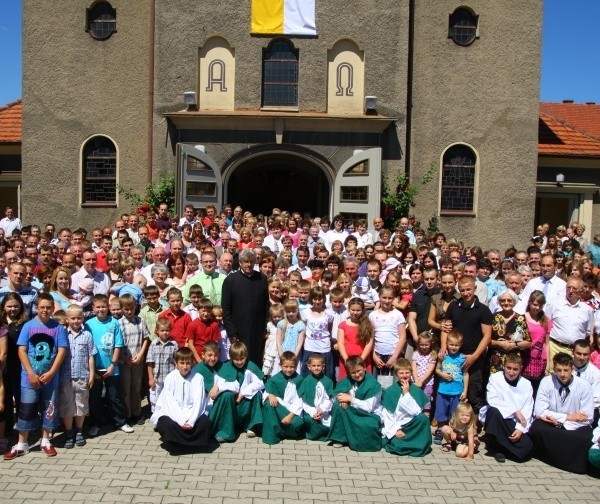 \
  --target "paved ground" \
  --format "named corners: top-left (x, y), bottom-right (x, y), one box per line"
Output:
top-left (2, 421), bottom-right (598, 504)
